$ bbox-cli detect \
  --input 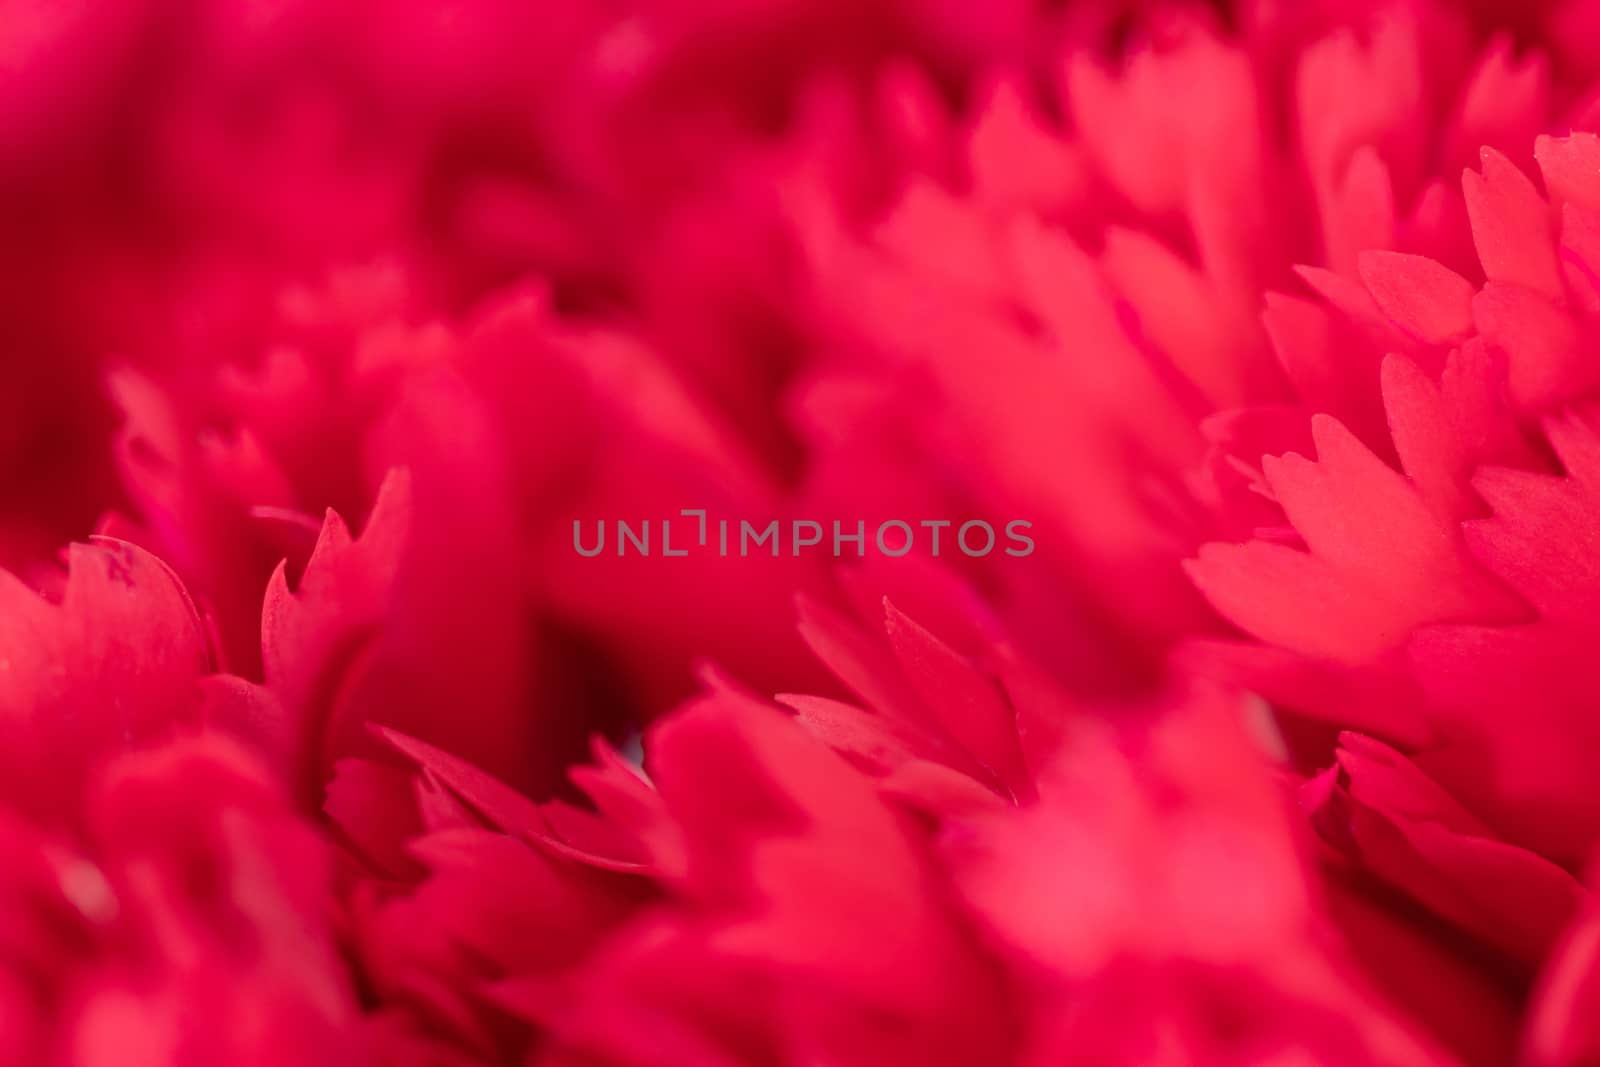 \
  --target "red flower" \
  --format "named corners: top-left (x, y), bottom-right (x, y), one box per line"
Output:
top-left (14, 0), bottom-right (1600, 1063)
top-left (347, 652), bottom-right (1468, 1065)
top-left (0, 537), bottom-right (361, 1063)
